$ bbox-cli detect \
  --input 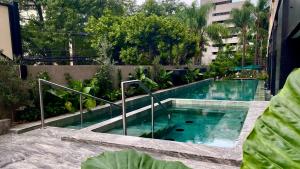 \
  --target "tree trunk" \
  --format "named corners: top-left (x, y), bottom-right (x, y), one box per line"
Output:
top-left (254, 31), bottom-right (259, 65)
top-left (34, 1), bottom-right (44, 23)
top-left (198, 40), bottom-right (204, 65)
top-left (169, 43), bottom-right (173, 65)
top-left (242, 29), bottom-right (246, 69)
top-left (196, 32), bottom-right (204, 65)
